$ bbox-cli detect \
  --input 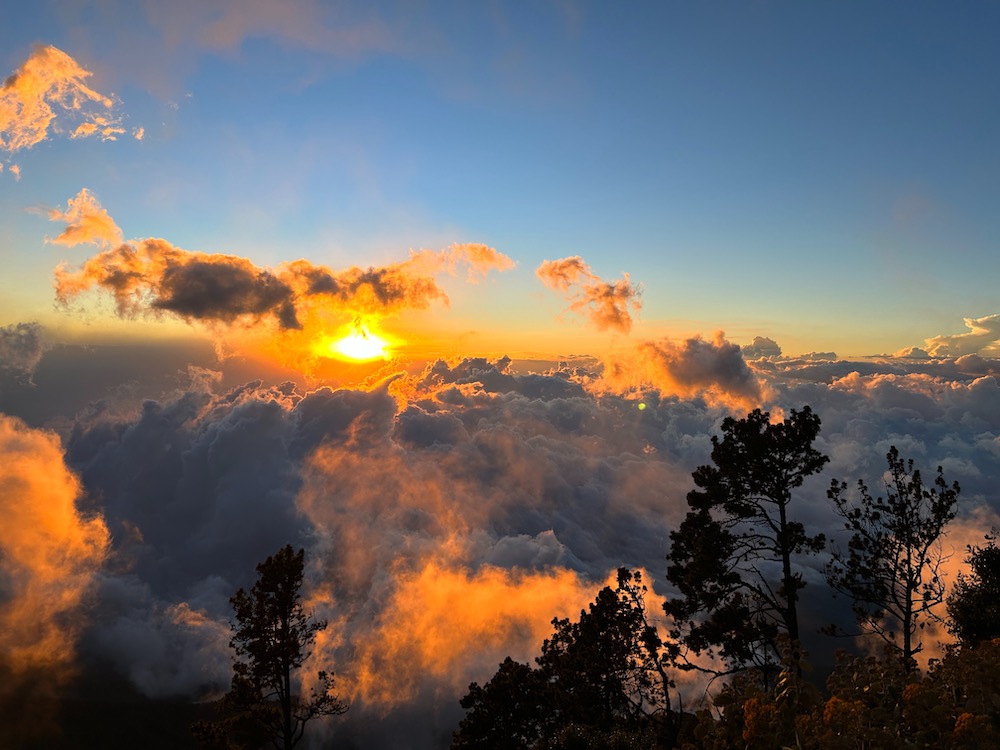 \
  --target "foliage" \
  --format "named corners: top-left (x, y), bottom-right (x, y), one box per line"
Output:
top-left (534, 723), bottom-right (662, 750)
top-left (193, 545), bottom-right (346, 750)
top-left (825, 447), bottom-right (959, 670)
top-left (947, 531), bottom-right (1000, 647)
top-left (452, 569), bottom-right (676, 750)
top-left (665, 407), bottom-right (829, 677)
top-left (683, 641), bottom-right (1000, 749)
top-left (685, 639), bottom-right (820, 750)
top-left (795, 648), bottom-right (915, 749)
top-left (794, 641), bottom-right (1000, 749)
